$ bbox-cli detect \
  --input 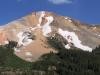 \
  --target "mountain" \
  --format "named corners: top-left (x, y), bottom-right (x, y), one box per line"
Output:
top-left (0, 11), bottom-right (100, 62)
